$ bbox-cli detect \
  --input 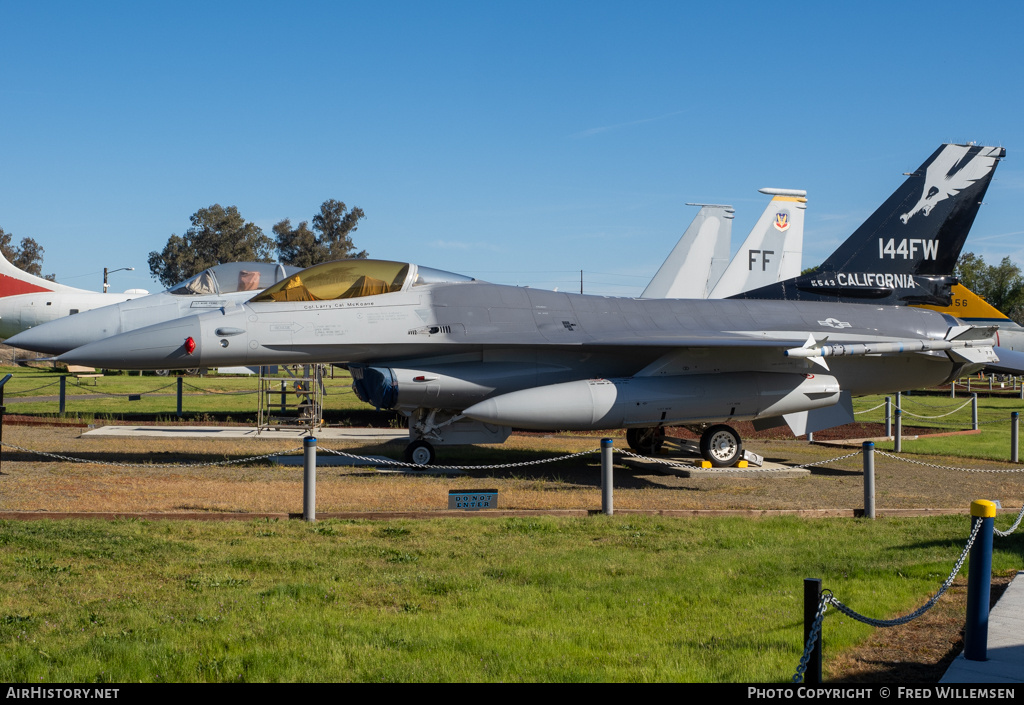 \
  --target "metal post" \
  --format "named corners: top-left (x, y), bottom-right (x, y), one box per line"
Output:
top-left (59, 375), bottom-right (66, 415)
top-left (972, 393), bottom-right (978, 431)
top-left (965, 500), bottom-right (996, 661)
top-left (176, 376), bottom-right (183, 418)
top-left (0, 375), bottom-right (10, 476)
top-left (862, 442), bottom-right (875, 519)
top-left (601, 438), bottom-right (613, 516)
top-left (1012, 412), bottom-right (1019, 464)
top-left (280, 380), bottom-right (287, 415)
top-left (884, 396), bottom-right (892, 437)
top-left (989, 374), bottom-right (993, 391)
top-left (303, 437), bottom-right (317, 522)
top-left (968, 376), bottom-right (972, 392)
top-left (951, 380), bottom-right (956, 398)
top-left (803, 578), bottom-right (823, 684)
top-left (894, 407), bottom-right (902, 453)
top-left (807, 431), bottom-right (813, 442)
